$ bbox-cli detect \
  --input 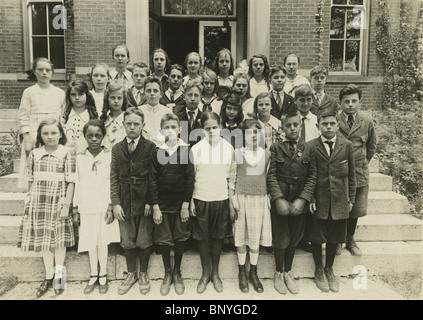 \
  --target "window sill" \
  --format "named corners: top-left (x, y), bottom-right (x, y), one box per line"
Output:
top-left (16, 72), bottom-right (68, 81)
top-left (327, 75), bottom-right (384, 84)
